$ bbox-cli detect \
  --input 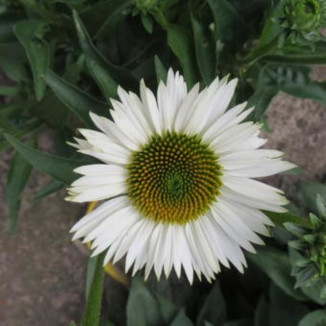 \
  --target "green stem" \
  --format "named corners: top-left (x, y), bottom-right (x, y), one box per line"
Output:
top-left (238, 35), bottom-right (281, 67)
top-left (81, 252), bottom-right (105, 326)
